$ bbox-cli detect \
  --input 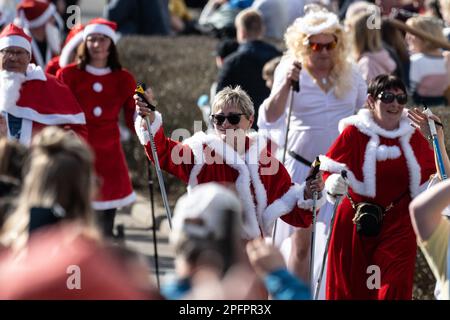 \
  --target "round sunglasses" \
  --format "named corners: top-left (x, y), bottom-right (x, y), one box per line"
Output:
top-left (210, 113), bottom-right (244, 126)
top-left (377, 92), bottom-right (408, 105)
top-left (306, 38), bottom-right (338, 52)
